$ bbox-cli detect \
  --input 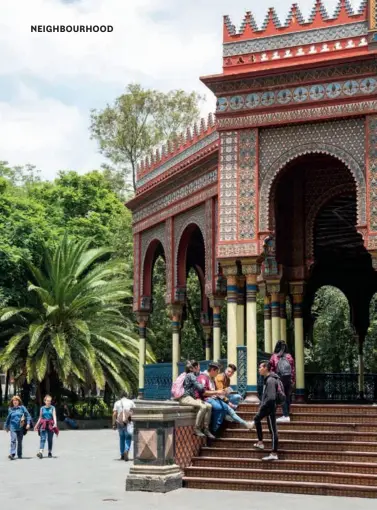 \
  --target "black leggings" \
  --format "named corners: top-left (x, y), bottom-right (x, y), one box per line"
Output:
top-left (254, 407), bottom-right (278, 453)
